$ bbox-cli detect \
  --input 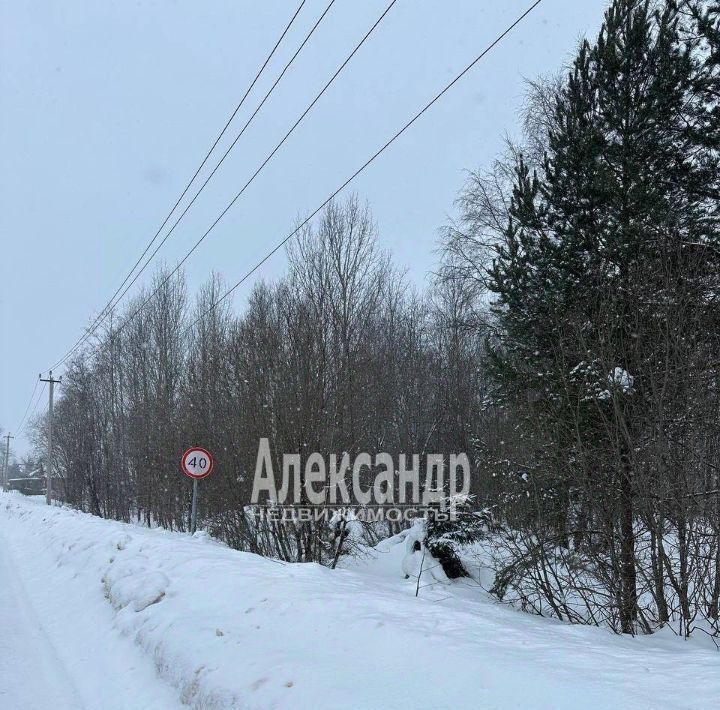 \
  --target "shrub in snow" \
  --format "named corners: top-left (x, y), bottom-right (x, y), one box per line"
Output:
top-left (399, 500), bottom-right (492, 581)
top-left (328, 509), bottom-right (386, 568)
top-left (426, 496), bottom-right (490, 579)
top-left (328, 509), bottom-right (364, 544)
top-left (401, 520), bottom-right (450, 586)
